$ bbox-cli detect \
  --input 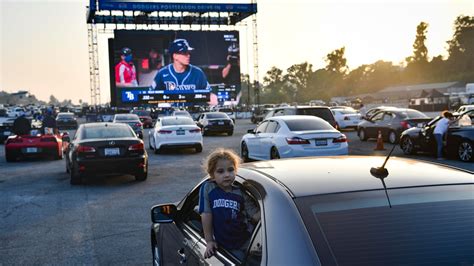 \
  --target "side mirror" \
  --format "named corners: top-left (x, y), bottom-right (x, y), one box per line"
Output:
top-left (151, 204), bottom-right (177, 223)
top-left (62, 132), bottom-right (70, 142)
top-left (247, 129), bottom-right (255, 134)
